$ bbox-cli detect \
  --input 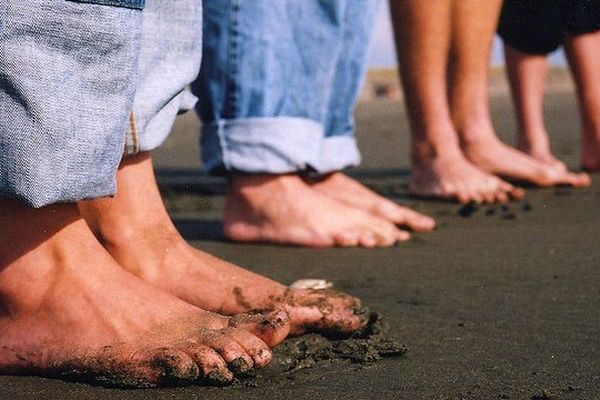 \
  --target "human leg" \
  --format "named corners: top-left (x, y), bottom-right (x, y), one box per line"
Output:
top-left (197, 0), bottom-right (412, 246)
top-left (78, 0), bottom-right (369, 334)
top-left (304, 0), bottom-right (434, 230)
top-left (390, 0), bottom-right (522, 203)
top-left (0, 0), bottom-right (141, 207)
top-left (564, 31), bottom-right (600, 171)
top-left (0, 199), bottom-right (288, 386)
top-left (499, 0), bottom-right (566, 169)
top-left (504, 46), bottom-right (566, 170)
top-left (0, 0), bottom-right (287, 386)
top-left (79, 153), bottom-right (369, 336)
top-left (450, 0), bottom-right (590, 187)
